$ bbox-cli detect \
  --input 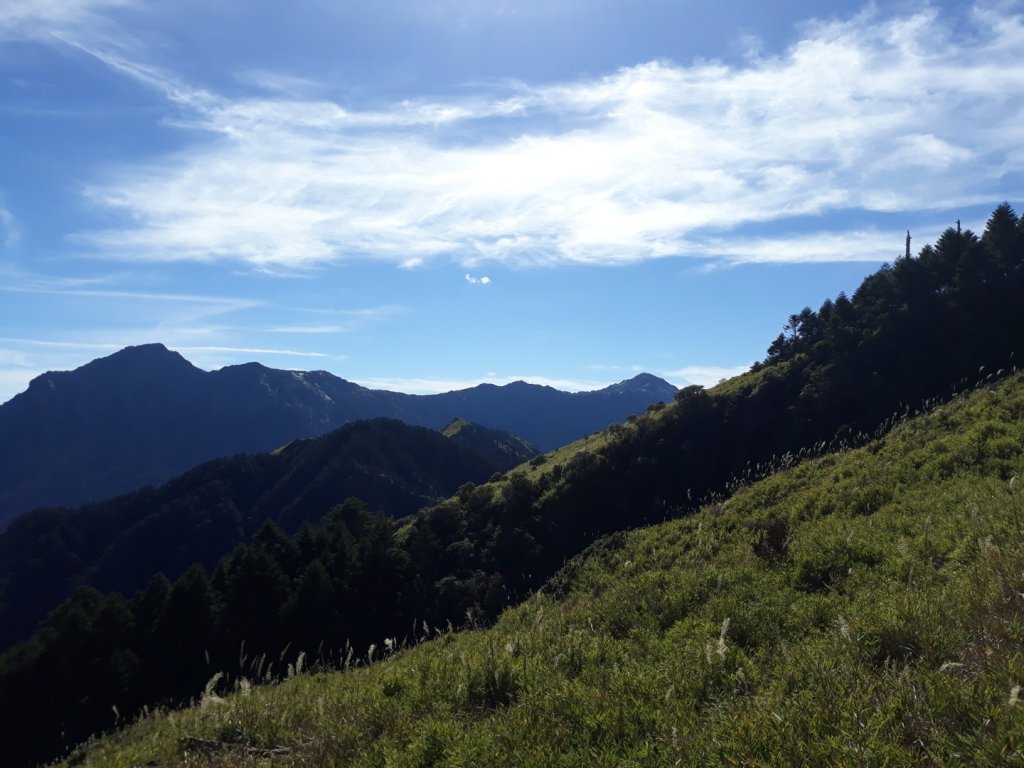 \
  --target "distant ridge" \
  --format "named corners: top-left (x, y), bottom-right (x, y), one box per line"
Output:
top-left (441, 417), bottom-right (539, 469)
top-left (0, 345), bottom-right (674, 525)
top-left (0, 416), bottom-right (537, 650)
